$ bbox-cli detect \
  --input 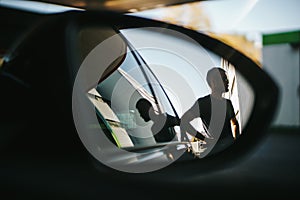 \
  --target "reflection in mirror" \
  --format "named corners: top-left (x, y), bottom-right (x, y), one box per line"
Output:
top-left (78, 27), bottom-right (254, 170)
